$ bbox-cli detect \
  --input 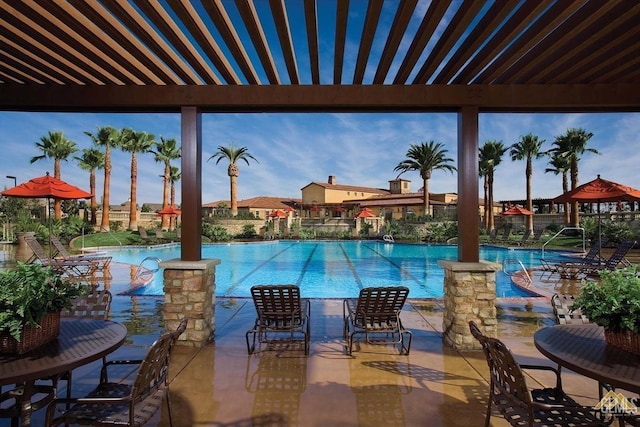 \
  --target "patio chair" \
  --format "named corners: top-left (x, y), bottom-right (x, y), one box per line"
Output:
top-left (138, 228), bottom-right (151, 241)
top-left (50, 234), bottom-right (112, 278)
top-left (499, 225), bottom-right (513, 244)
top-left (551, 294), bottom-right (589, 325)
top-left (515, 229), bottom-right (532, 246)
top-left (527, 228), bottom-right (545, 246)
top-left (562, 239), bottom-right (636, 279)
top-left (540, 237), bottom-right (607, 278)
top-left (246, 285), bottom-right (311, 355)
top-left (343, 286), bottom-right (412, 355)
top-left (469, 321), bottom-right (607, 427)
top-left (24, 235), bottom-right (99, 280)
top-left (45, 316), bottom-right (188, 427)
top-left (487, 228), bottom-right (499, 243)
